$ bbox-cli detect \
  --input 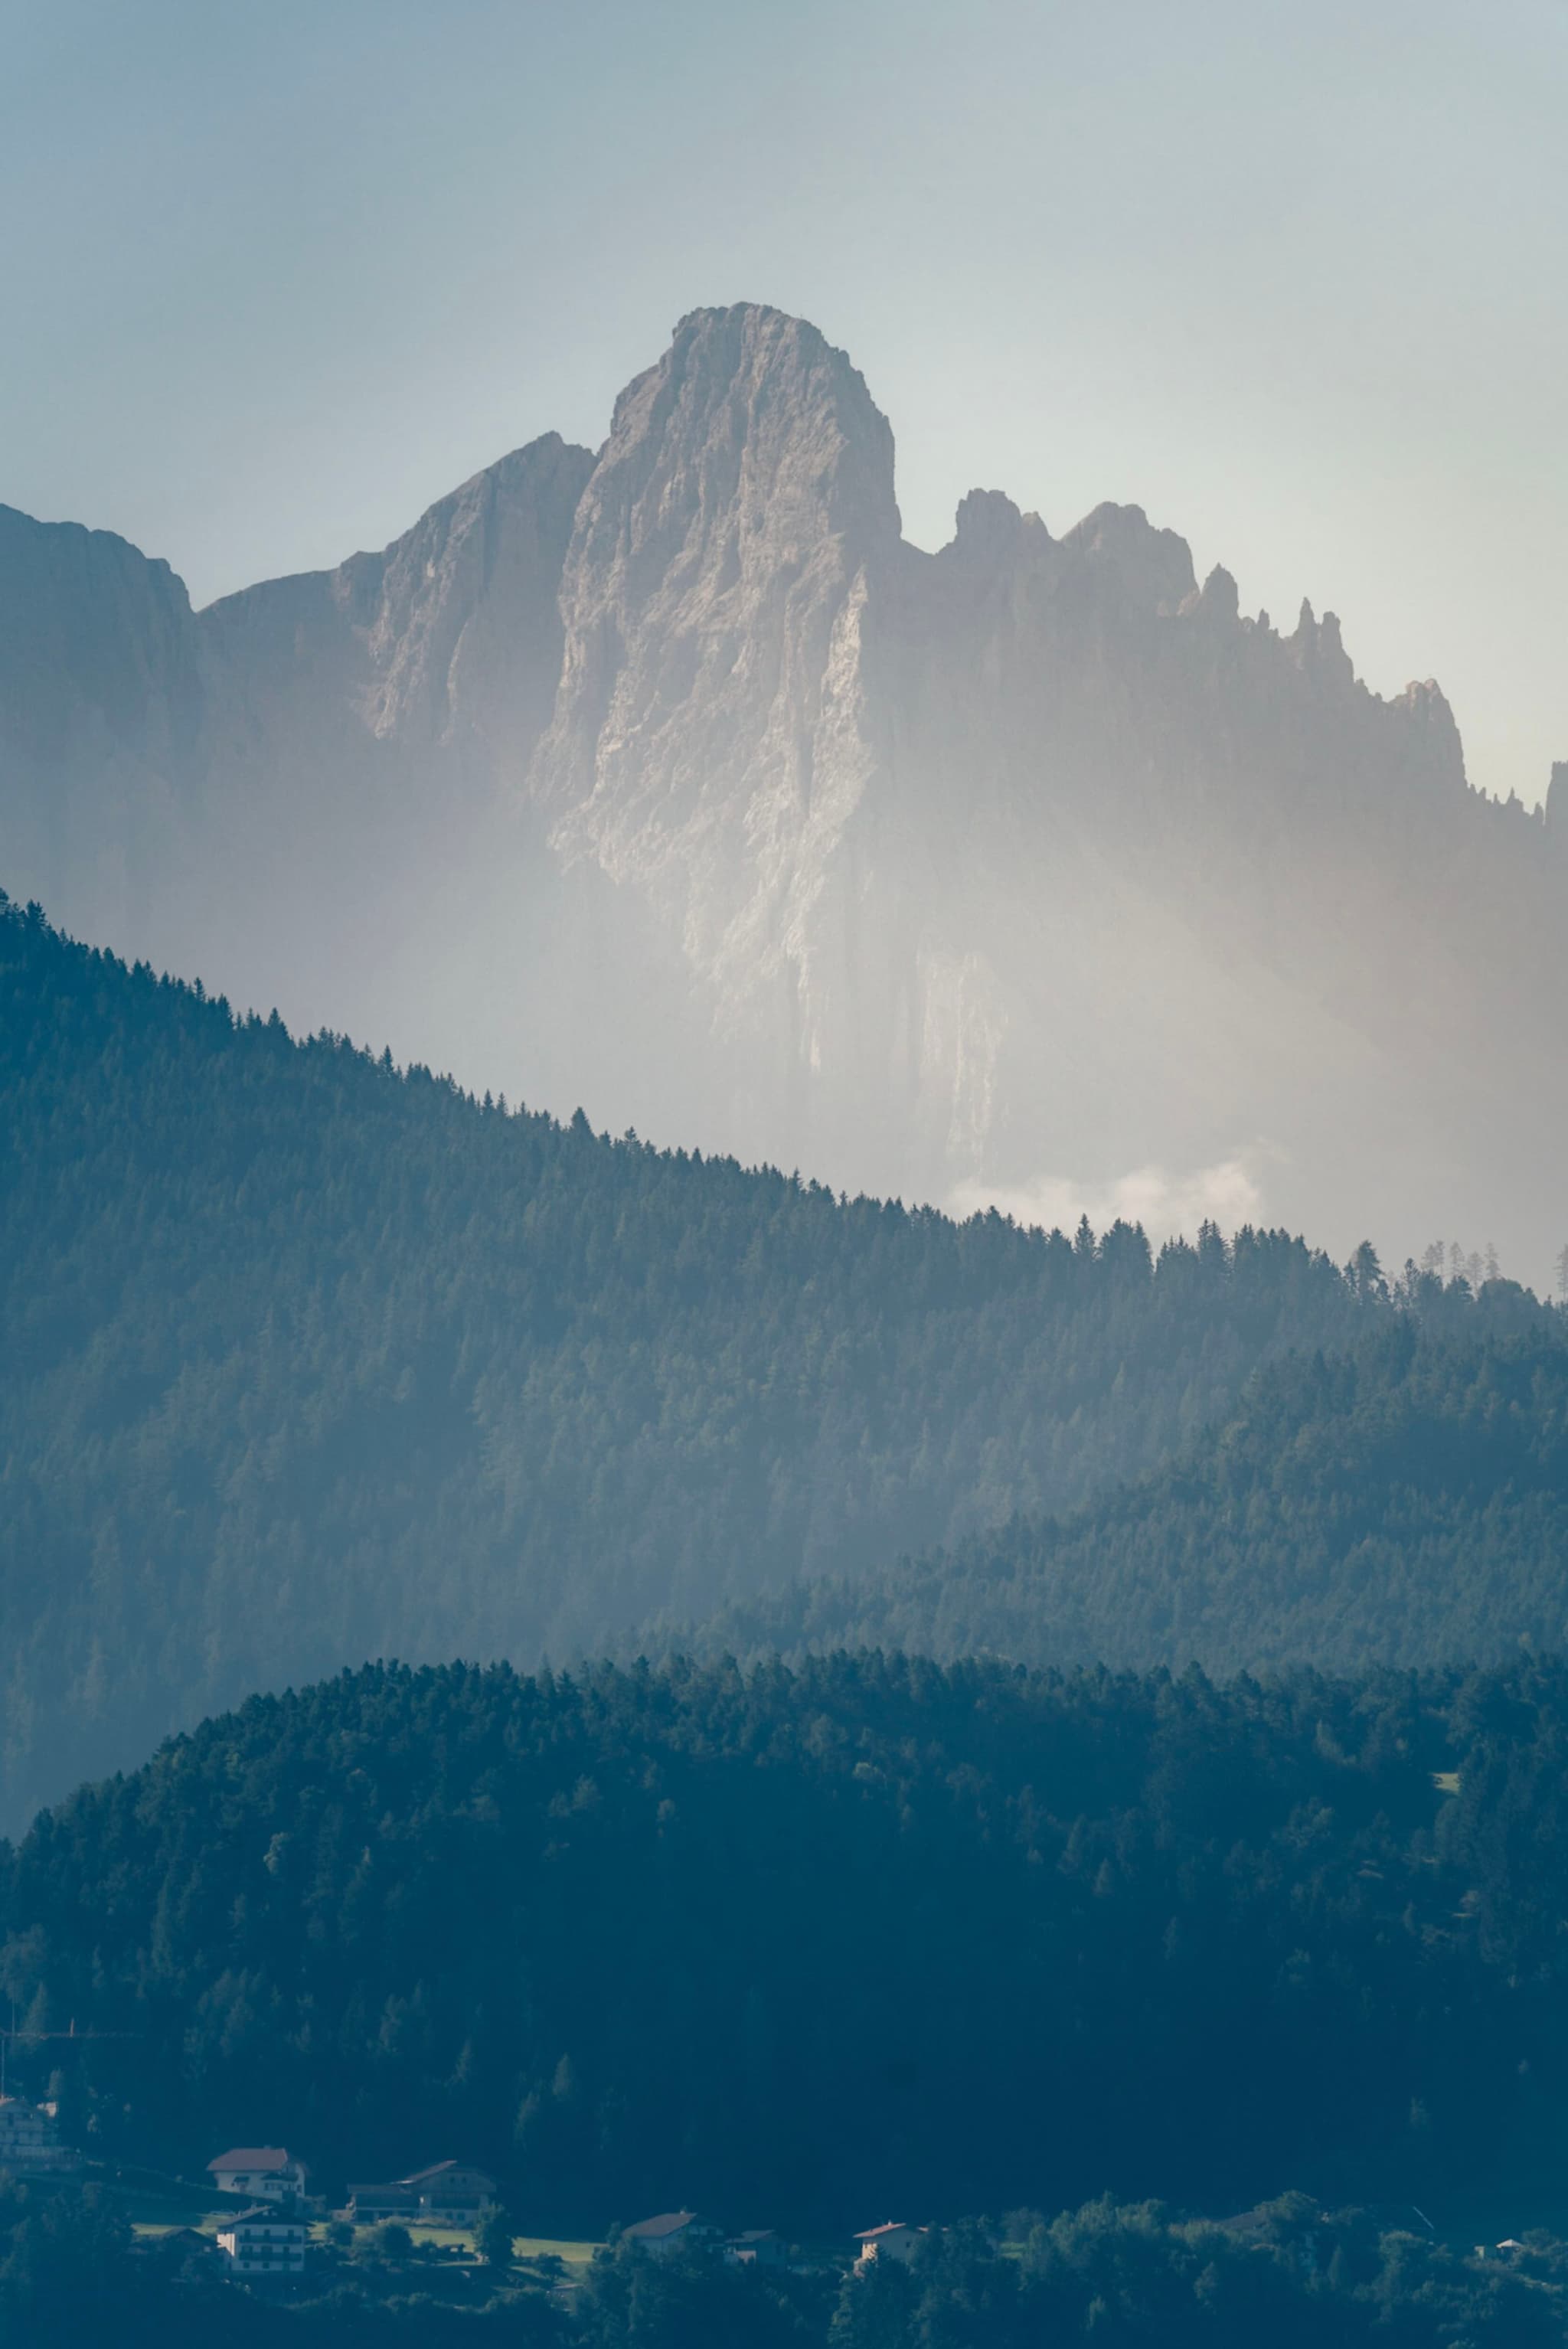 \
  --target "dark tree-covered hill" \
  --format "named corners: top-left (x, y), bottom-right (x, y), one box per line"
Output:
top-left (8, 1654), bottom-right (1568, 2239)
top-left (689, 1307), bottom-right (1568, 1674)
top-left (0, 892), bottom-right (1373, 1824)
